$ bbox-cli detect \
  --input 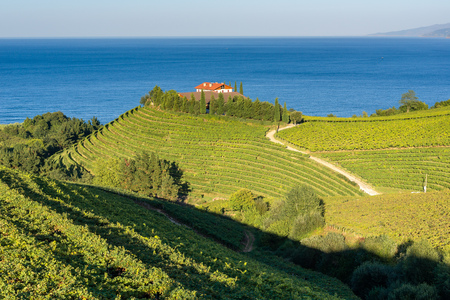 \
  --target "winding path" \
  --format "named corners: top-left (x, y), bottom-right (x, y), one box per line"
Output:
top-left (266, 125), bottom-right (380, 196)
